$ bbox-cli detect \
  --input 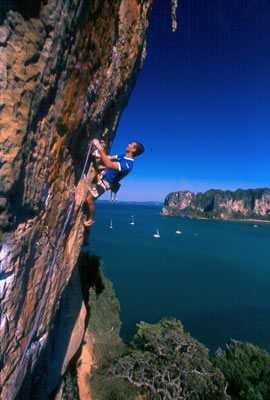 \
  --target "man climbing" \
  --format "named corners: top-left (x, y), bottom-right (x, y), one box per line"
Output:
top-left (84, 139), bottom-right (144, 227)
